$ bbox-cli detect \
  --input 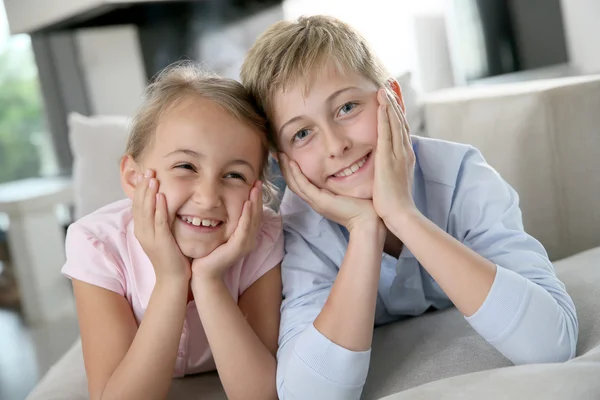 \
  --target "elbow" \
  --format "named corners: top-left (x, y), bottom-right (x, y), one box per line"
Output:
top-left (513, 313), bottom-right (578, 365)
